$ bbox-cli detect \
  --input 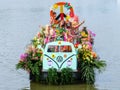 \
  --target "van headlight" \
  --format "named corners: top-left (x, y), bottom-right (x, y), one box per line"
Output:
top-left (67, 60), bottom-right (72, 66)
top-left (48, 60), bottom-right (53, 66)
